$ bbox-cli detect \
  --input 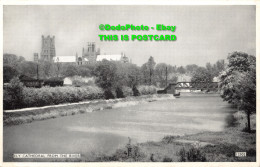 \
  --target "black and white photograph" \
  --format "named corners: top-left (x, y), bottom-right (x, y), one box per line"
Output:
top-left (2, 3), bottom-right (258, 165)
